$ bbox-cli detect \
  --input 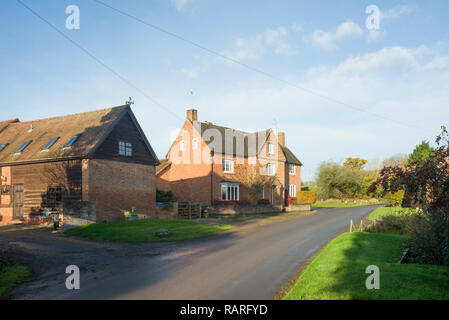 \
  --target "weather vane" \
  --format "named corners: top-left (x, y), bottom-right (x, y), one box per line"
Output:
top-left (125, 97), bottom-right (134, 107)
